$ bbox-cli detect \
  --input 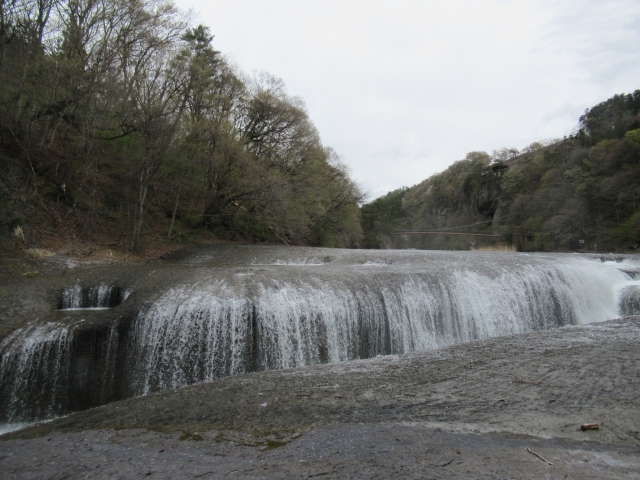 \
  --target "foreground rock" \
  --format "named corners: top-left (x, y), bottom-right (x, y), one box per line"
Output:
top-left (2, 317), bottom-right (640, 478)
